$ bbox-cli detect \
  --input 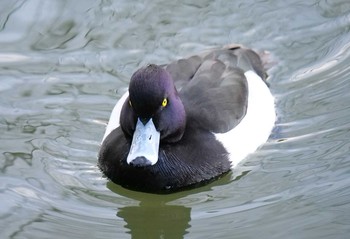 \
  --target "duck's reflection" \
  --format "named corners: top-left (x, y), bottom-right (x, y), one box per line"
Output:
top-left (108, 171), bottom-right (248, 238)
top-left (118, 203), bottom-right (191, 238)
